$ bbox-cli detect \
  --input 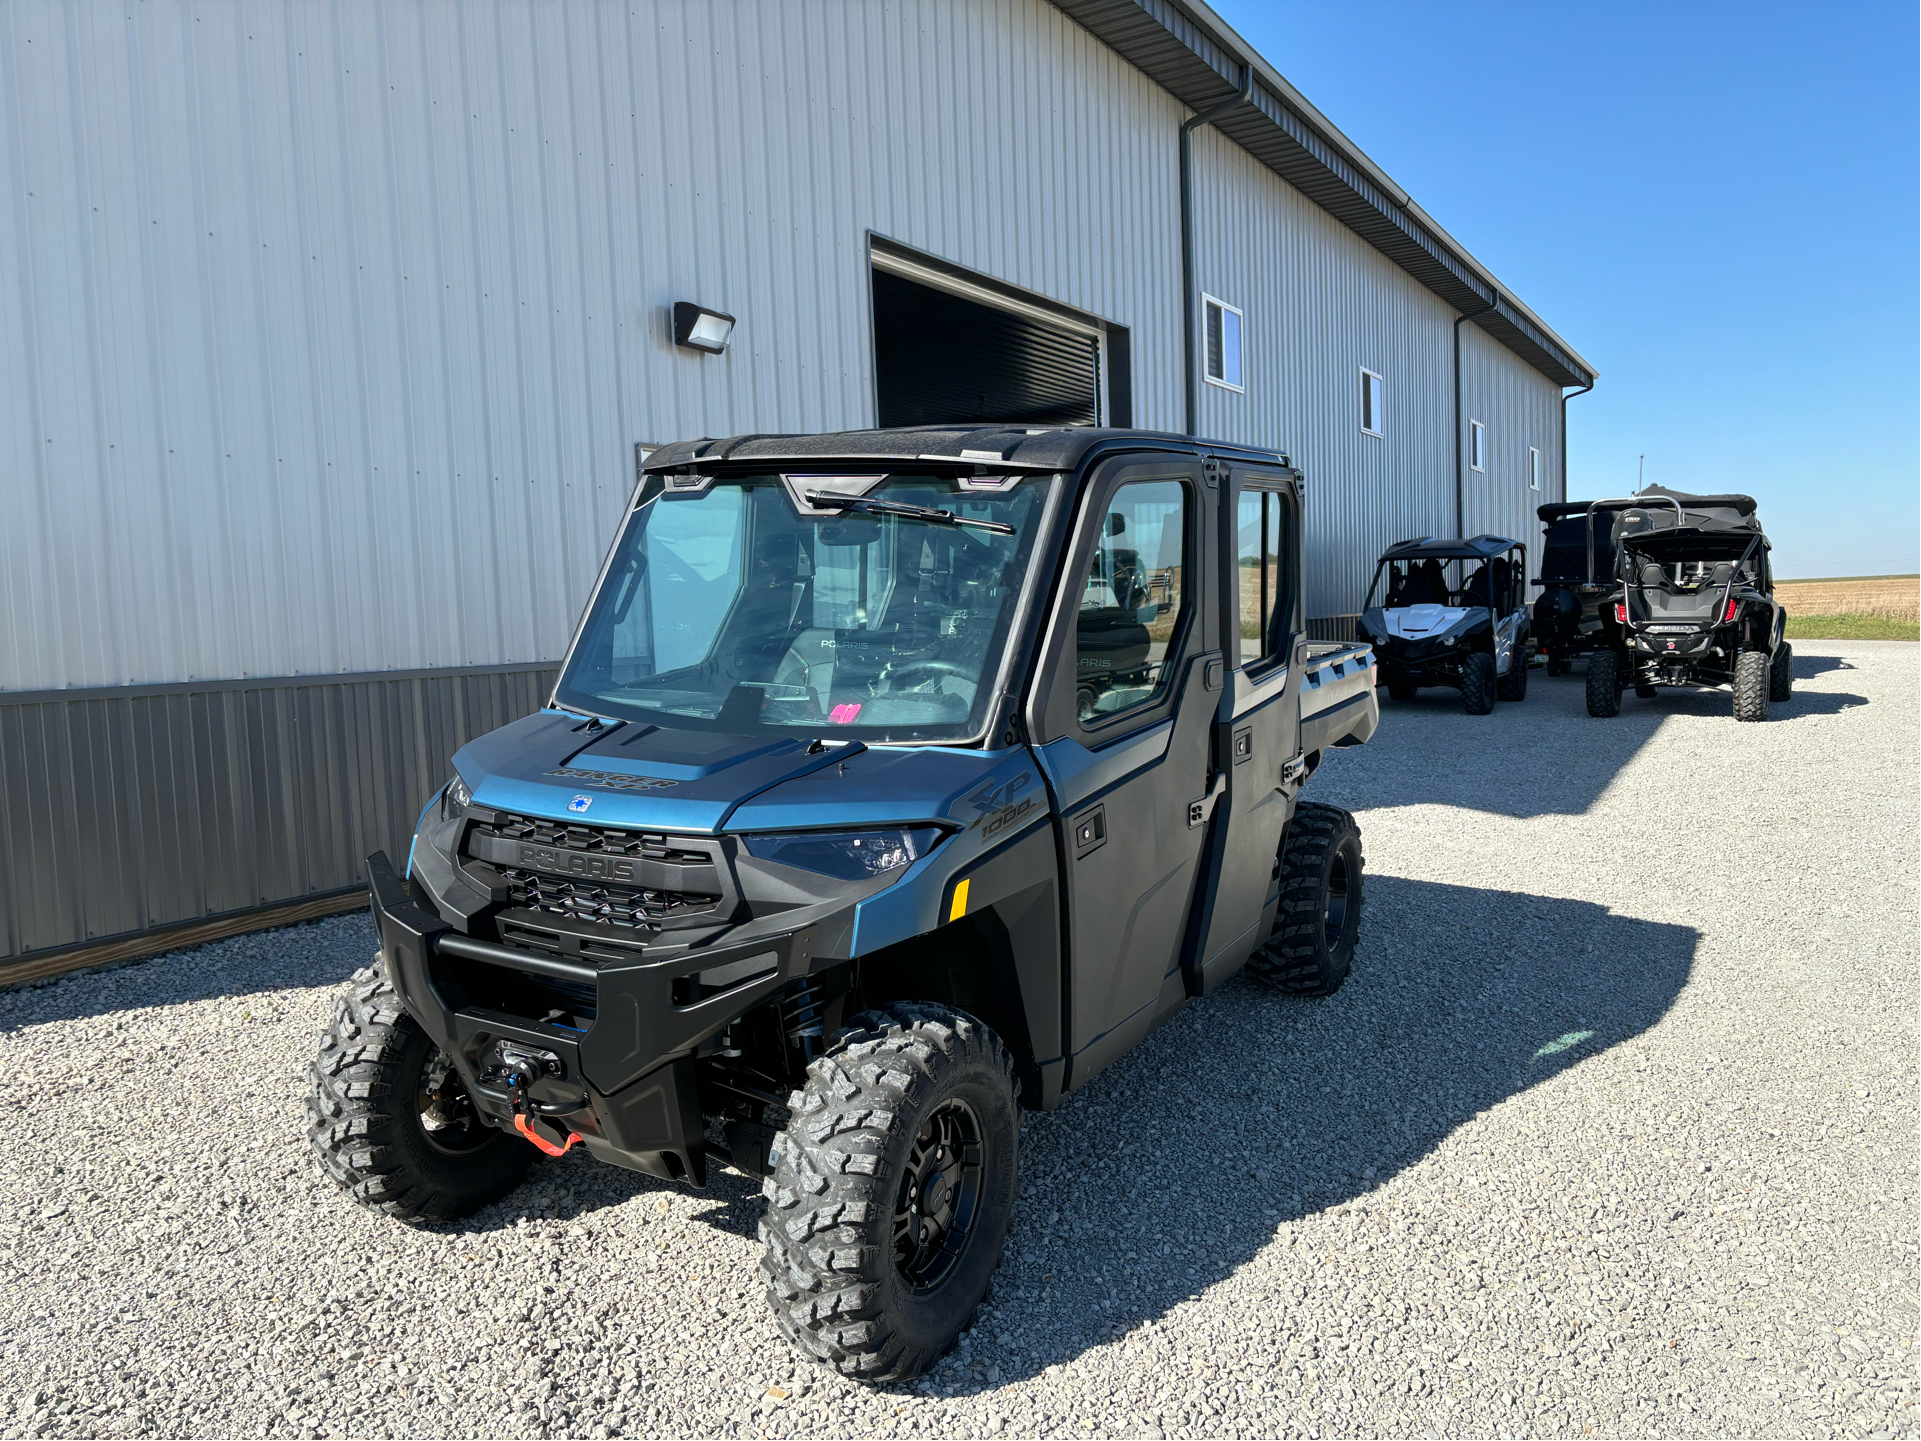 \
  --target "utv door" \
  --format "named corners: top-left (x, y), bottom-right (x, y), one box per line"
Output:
top-left (1189, 468), bottom-right (1303, 993)
top-left (1028, 457), bottom-right (1219, 1091)
top-left (1493, 548), bottom-right (1526, 675)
